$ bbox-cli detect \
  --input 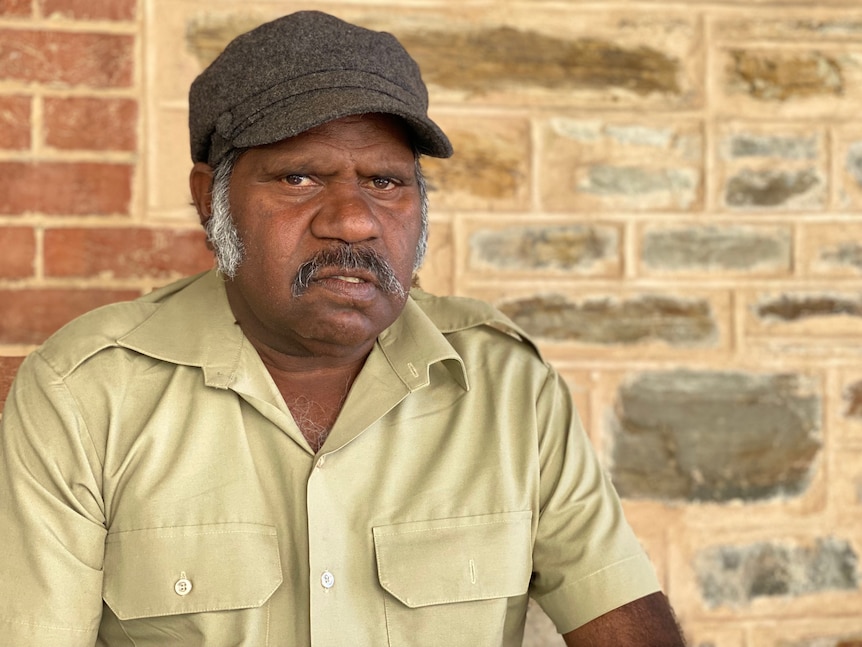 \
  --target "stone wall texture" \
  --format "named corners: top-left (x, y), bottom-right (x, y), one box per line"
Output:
top-left (2, 1), bottom-right (862, 645)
